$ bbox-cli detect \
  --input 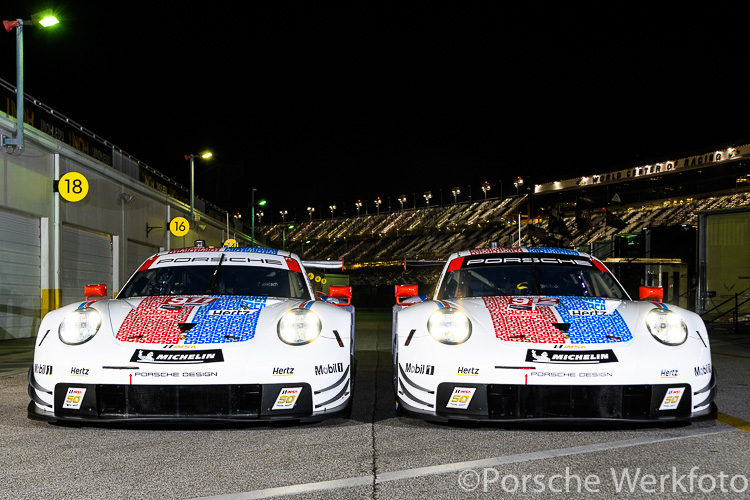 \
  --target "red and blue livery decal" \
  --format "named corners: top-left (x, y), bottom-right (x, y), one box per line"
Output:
top-left (116, 296), bottom-right (268, 344)
top-left (483, 296), bottom-right (632, 344)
